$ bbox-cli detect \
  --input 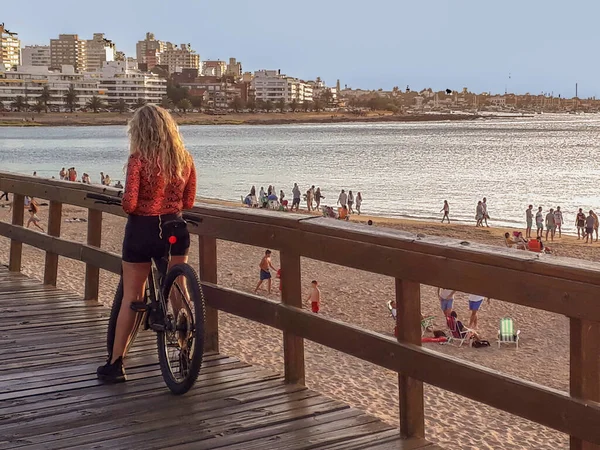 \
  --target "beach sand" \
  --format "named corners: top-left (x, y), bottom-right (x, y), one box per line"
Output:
top-left (0, 199), bottom-right (587, 449)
